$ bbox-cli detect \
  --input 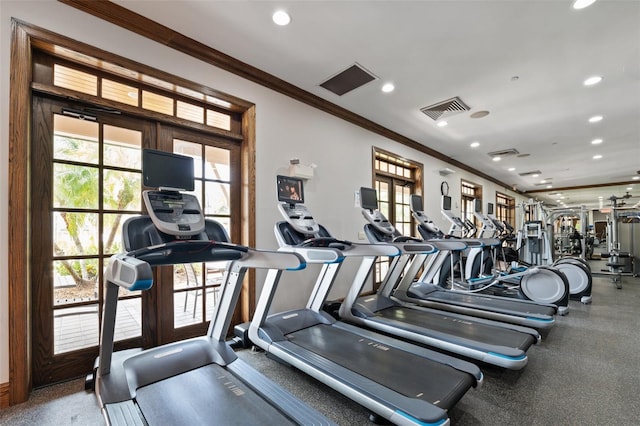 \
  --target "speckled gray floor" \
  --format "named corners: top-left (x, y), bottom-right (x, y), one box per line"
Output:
top-left (1, 266), bottom-right (638, 425)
